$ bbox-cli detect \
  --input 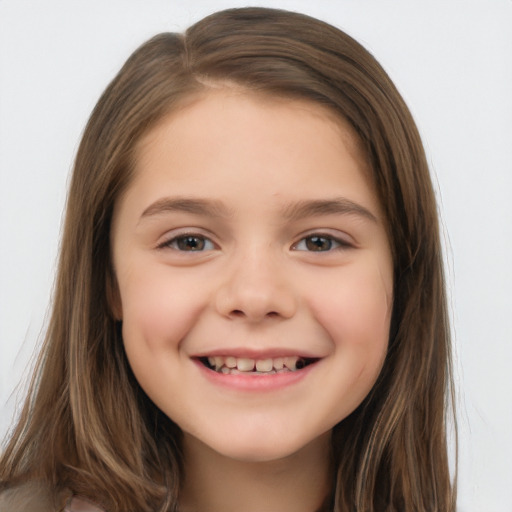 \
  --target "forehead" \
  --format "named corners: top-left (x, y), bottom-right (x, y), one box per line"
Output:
top-left (134, 88), bottom-right (370, 178)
